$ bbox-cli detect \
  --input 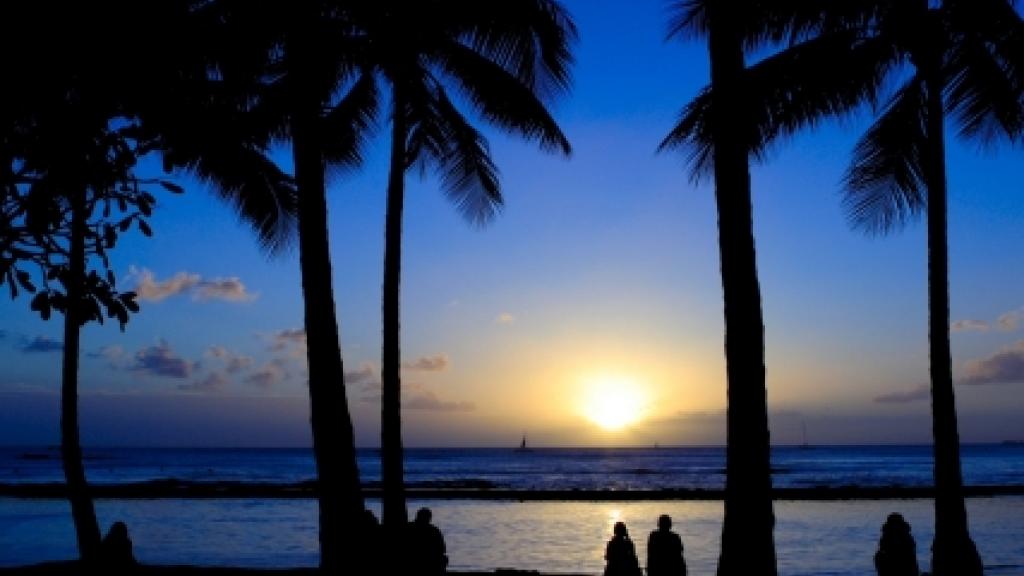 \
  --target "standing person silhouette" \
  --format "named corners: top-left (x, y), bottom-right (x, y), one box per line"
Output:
top-left (604, 521), bottom-right (642, 576)
top-left (646, 515), bottom-right (687, 576)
